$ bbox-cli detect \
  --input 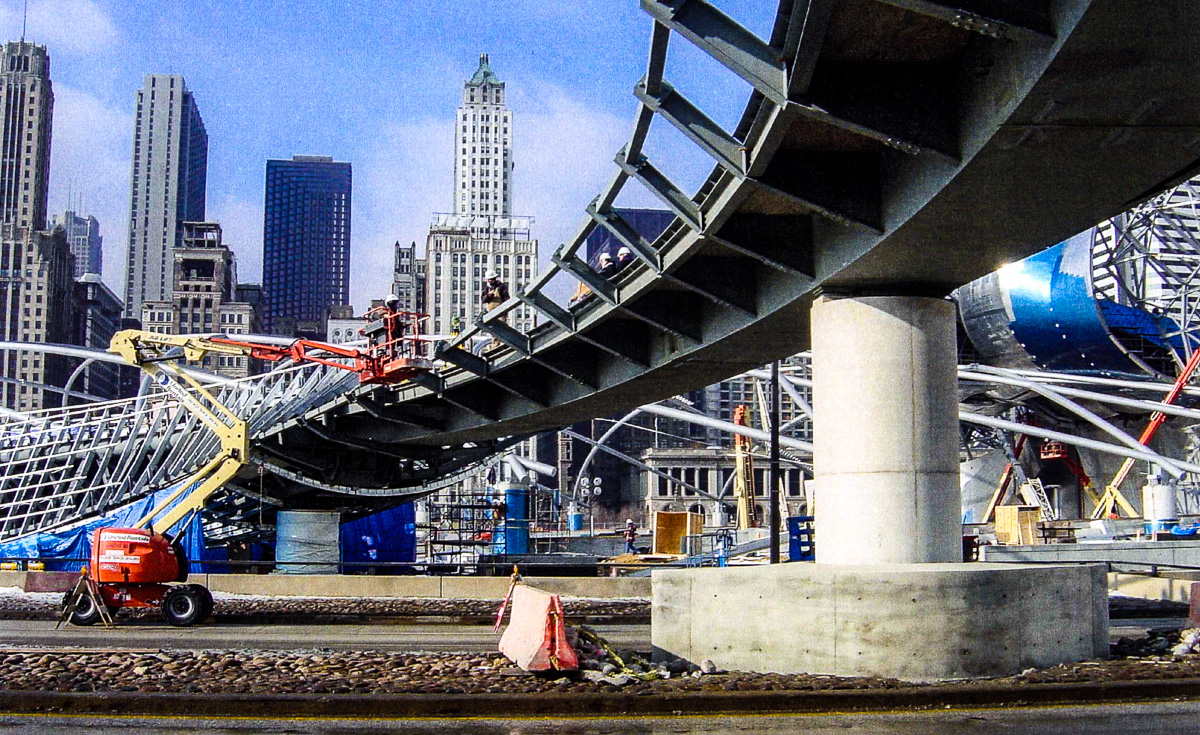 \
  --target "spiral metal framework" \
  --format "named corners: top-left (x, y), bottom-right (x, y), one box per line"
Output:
top-left (1091, 177), bottom-right (1200, 366)
top-left (4, 0), bottom-right (1200, 540)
